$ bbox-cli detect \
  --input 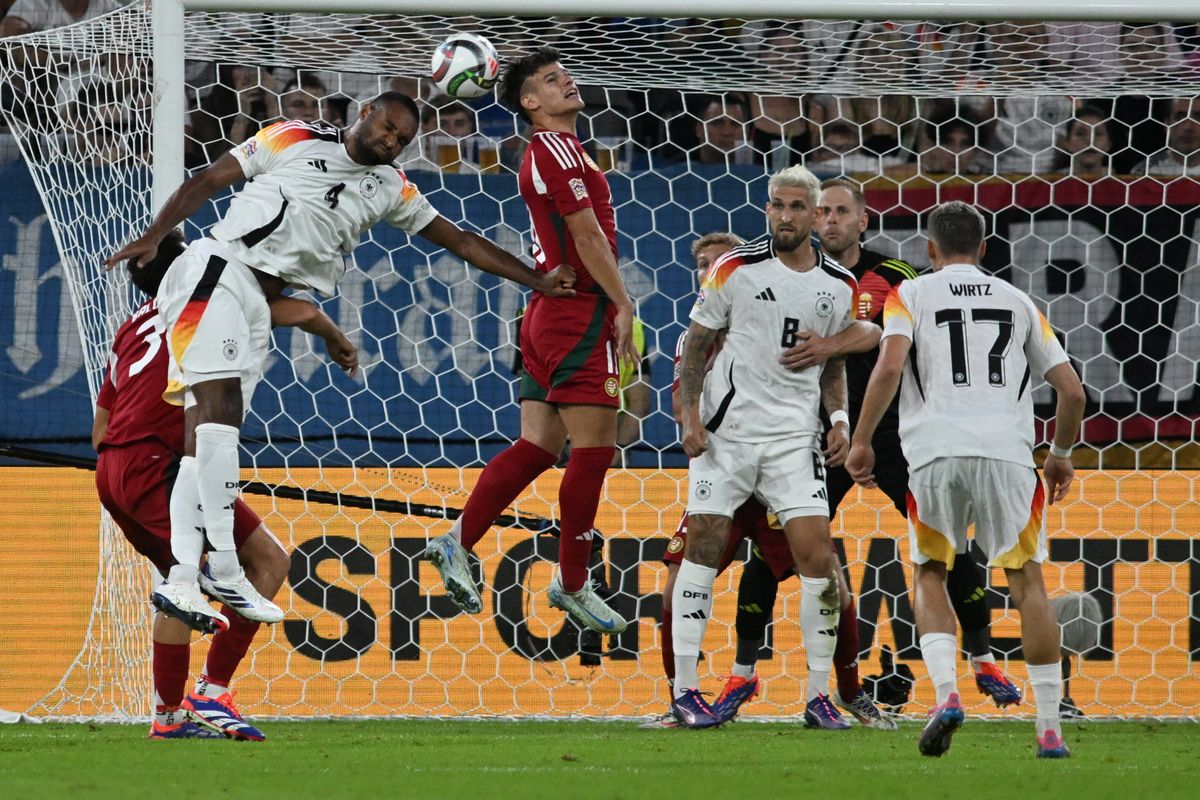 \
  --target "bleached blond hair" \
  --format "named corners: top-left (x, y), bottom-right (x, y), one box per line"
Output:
top-left (767, 165), bottom-right (820, 207)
